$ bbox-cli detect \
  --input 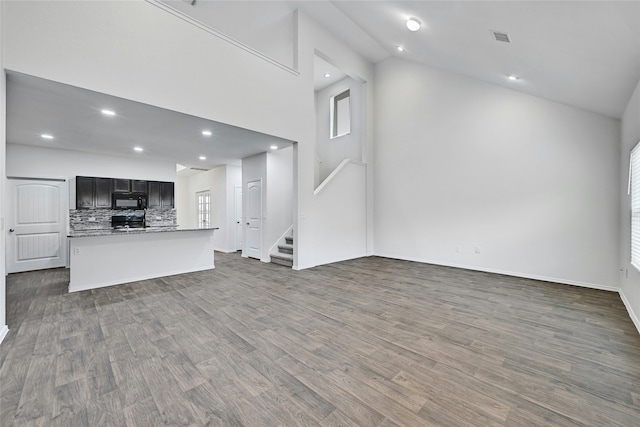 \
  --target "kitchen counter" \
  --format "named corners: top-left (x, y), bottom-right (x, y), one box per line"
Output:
top-left (68, 226), bottom-right (219, 238)
top-left (68, 227), bottom-right (217, 293)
